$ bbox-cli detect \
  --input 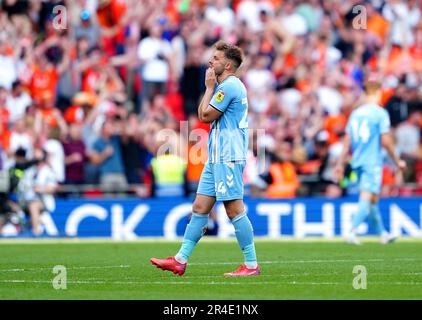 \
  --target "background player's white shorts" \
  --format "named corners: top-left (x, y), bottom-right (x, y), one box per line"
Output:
top-left (197, 160), bottom-right (246, 201)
